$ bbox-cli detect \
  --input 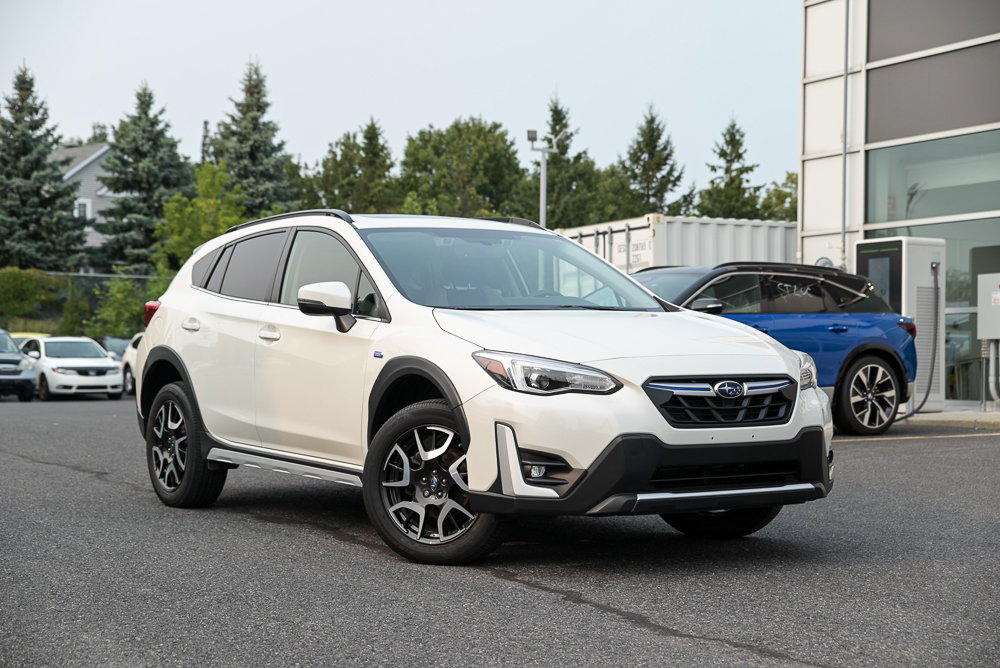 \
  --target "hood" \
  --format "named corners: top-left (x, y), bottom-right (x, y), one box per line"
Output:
top-left (0, 352), bottom-right (25, 365)
top-left (432, 309), bottom-right (786, 364)
top-left (47, 357), bottom-right (119, 369)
